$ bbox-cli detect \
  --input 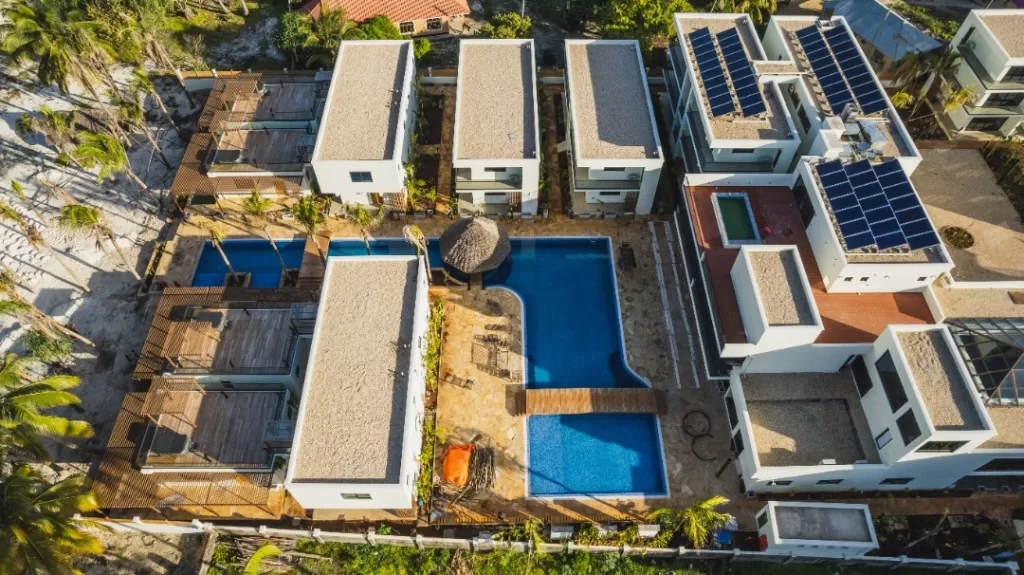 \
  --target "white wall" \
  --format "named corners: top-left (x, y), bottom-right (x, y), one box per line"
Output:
top-left (742, 343), bottom-right (870, 373)
top-left (758, 502), bottom-right (879, 558)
